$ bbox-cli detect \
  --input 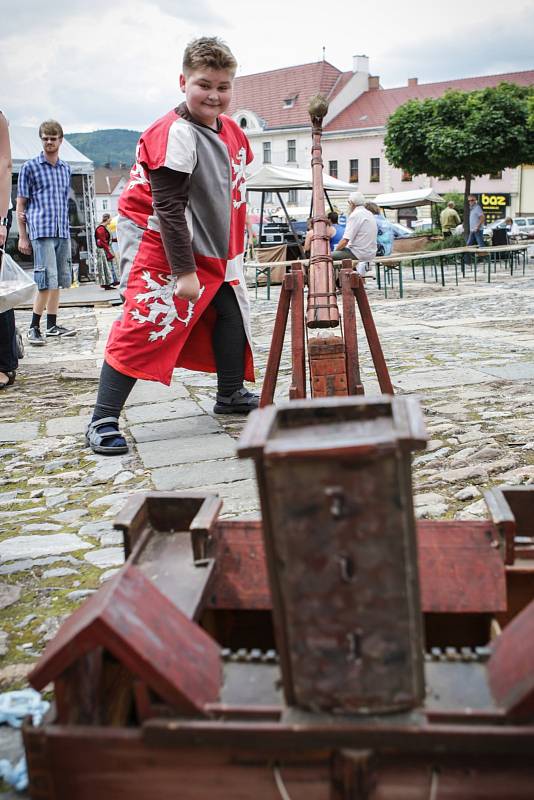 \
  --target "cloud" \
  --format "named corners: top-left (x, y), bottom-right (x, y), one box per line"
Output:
top-left (2, 0), bottom-right (532, 131)
top-left (1, 0), bottom-right (220, 35)
top-left (375, 5), bottom-right (534, 86)
top-left (1, 3), bottom-right (194, 130)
